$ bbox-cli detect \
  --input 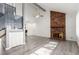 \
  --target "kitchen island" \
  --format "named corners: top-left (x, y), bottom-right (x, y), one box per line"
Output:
top-left (6, 29), bottom-right (25, 50)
